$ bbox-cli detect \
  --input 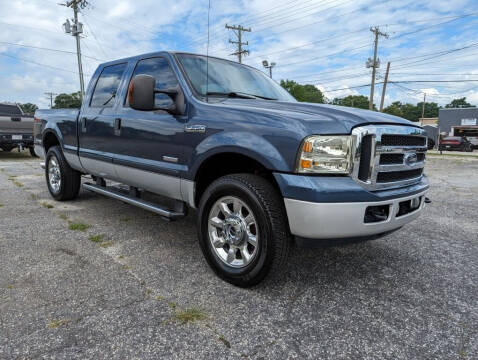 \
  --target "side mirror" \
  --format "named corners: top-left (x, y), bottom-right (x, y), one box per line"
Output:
top-left (128, 74), bottom-right (184, 115)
